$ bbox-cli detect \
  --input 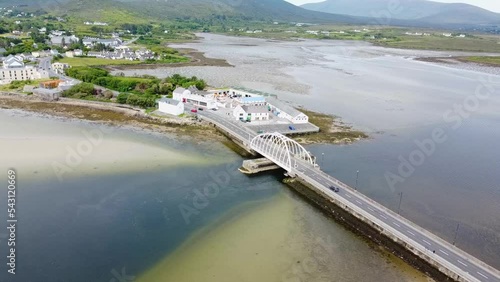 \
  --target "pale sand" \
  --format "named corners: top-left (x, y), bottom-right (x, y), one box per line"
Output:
top-left (0, 111), bottom-right (229, 182)
top-left (137, 195), bottom-right (303, 282)
top-left (136, 193), bottom-right (433, 282)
